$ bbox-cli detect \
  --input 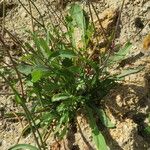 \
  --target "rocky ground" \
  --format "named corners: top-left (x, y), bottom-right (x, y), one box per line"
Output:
top-left (0, 0), bottom-right (150, 150)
